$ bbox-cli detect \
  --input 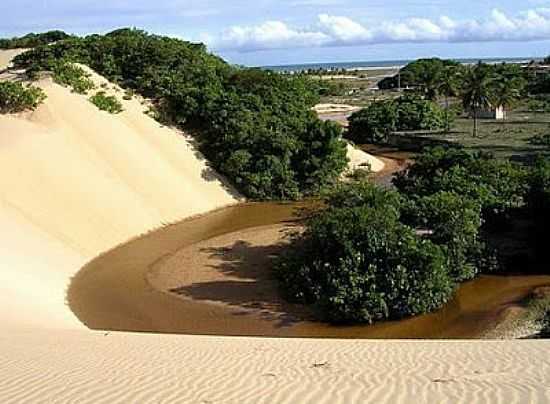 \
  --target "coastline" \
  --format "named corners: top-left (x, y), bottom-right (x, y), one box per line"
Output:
top-left (262, 57), bottom-right (541, 73)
